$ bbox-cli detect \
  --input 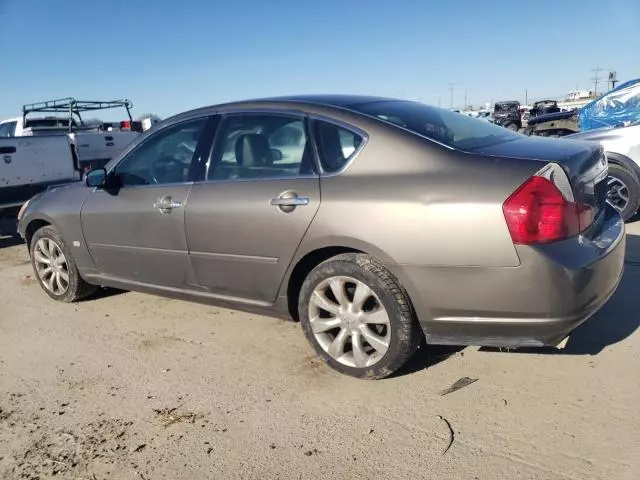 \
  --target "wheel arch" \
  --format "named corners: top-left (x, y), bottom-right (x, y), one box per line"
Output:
top-left (285, 246), bottom-right (363, 321)
top-left (282, 234), bottom-right (401, 320)
top-left (606, 152), bottom-right (640, 182)
top-left (23, 216), bottom-right (54, 251)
